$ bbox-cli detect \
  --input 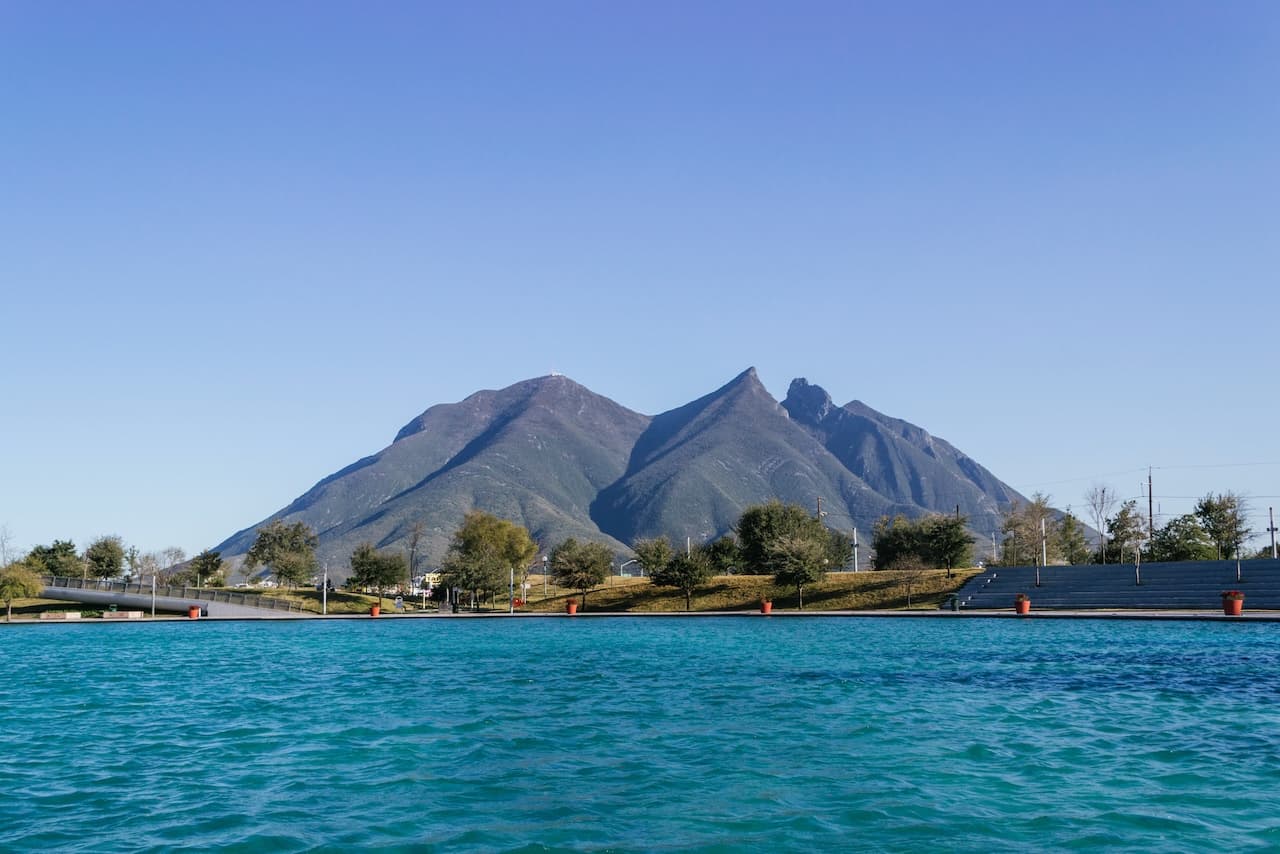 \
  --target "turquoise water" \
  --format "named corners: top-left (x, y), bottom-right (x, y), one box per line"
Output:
top-left (3, 617), bottom-right (1279, 852)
